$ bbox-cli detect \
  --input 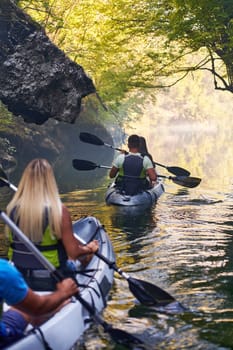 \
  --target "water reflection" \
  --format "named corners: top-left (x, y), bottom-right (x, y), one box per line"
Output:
top-left (108, 206), bottom-right (157, 253)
